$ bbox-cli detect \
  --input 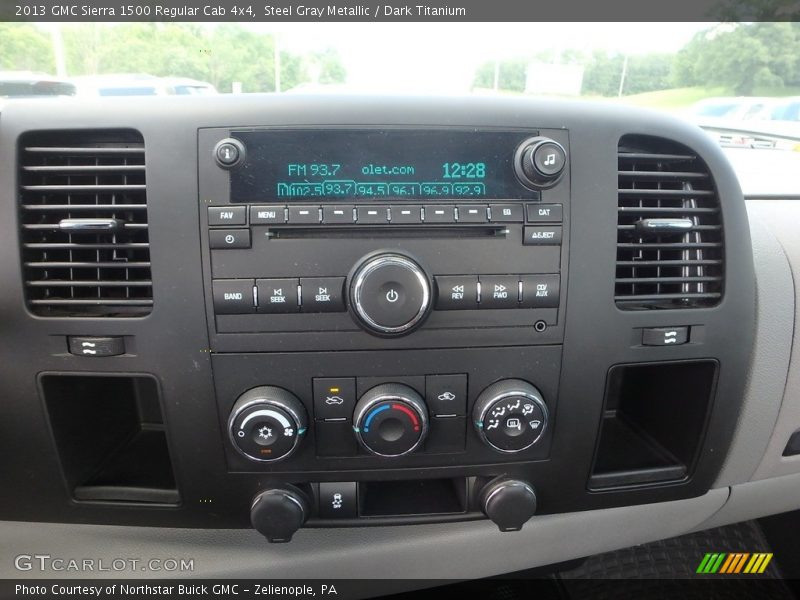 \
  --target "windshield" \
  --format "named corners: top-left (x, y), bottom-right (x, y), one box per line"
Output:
top-left (2, 21), bottom-right (799, 194)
